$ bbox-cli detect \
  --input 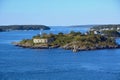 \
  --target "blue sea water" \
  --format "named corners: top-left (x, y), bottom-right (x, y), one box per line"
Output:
top-left (0, 26), bottom-right (120, 80)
